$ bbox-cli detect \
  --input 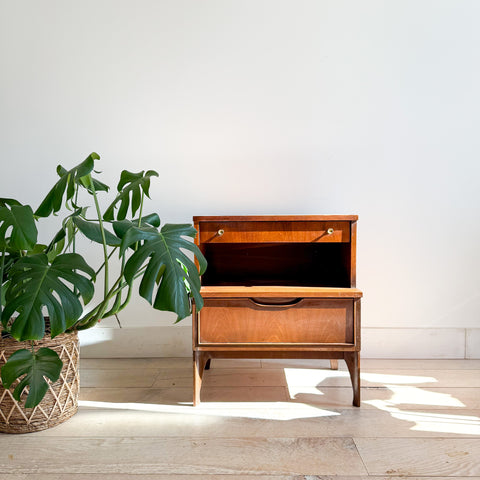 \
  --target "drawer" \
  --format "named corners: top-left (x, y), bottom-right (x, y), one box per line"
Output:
top-left (198, 297), bottom-right (354, 345)
top-left (198, 221), bottom-right (350, 244)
